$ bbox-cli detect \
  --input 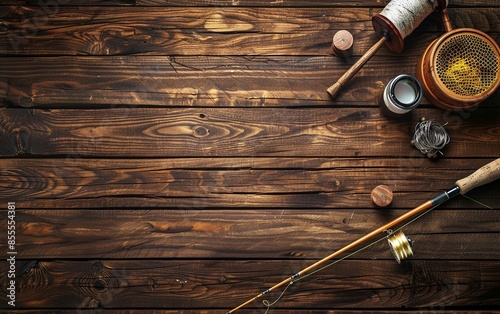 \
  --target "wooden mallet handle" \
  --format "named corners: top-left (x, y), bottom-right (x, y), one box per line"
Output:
top-left (327, 36), bottom-right (386, 99)
top-left (456, 158), bottom-right (500, 194)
